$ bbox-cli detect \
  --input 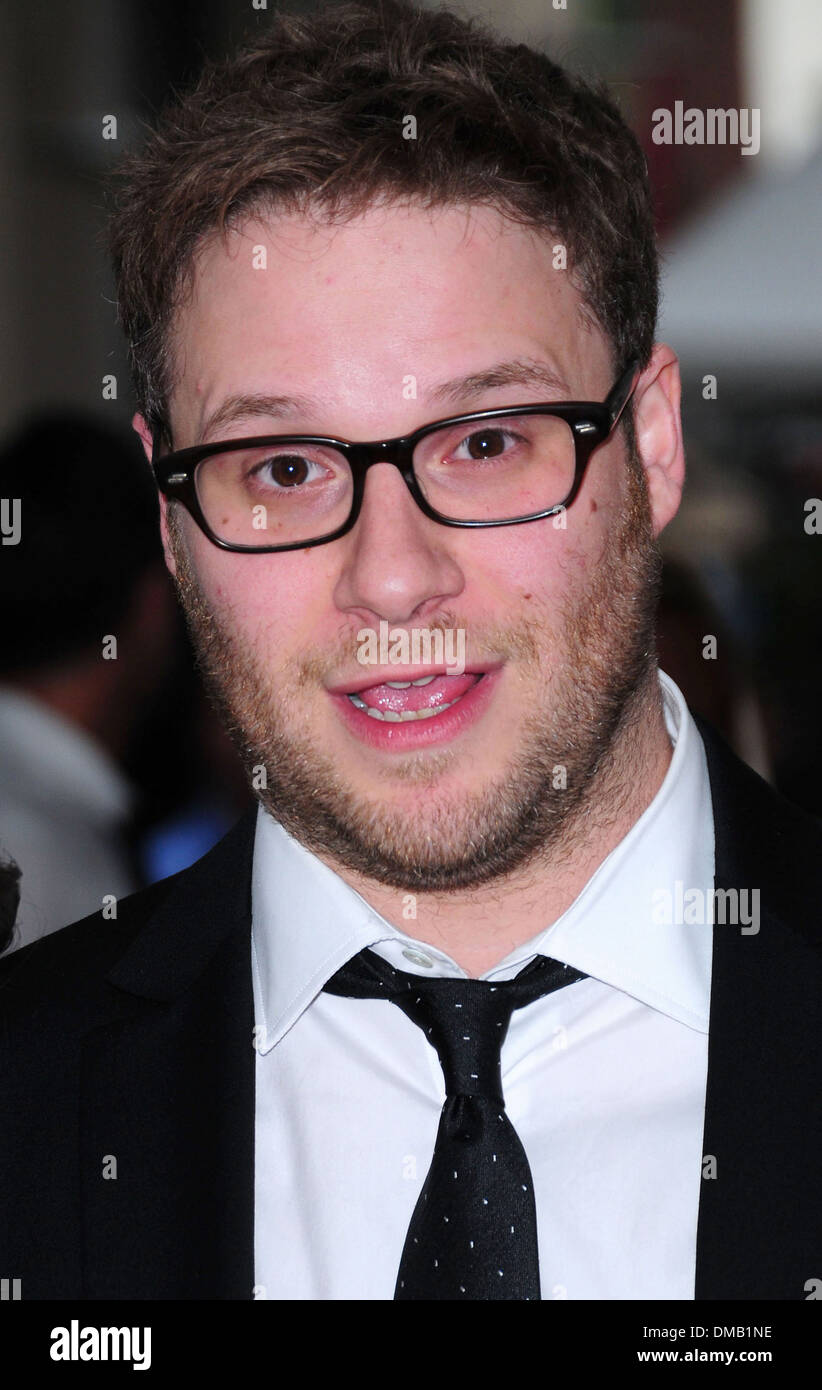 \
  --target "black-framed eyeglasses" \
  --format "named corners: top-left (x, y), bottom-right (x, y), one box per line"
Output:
top-left (152, 360), bottom-right (639, 553)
